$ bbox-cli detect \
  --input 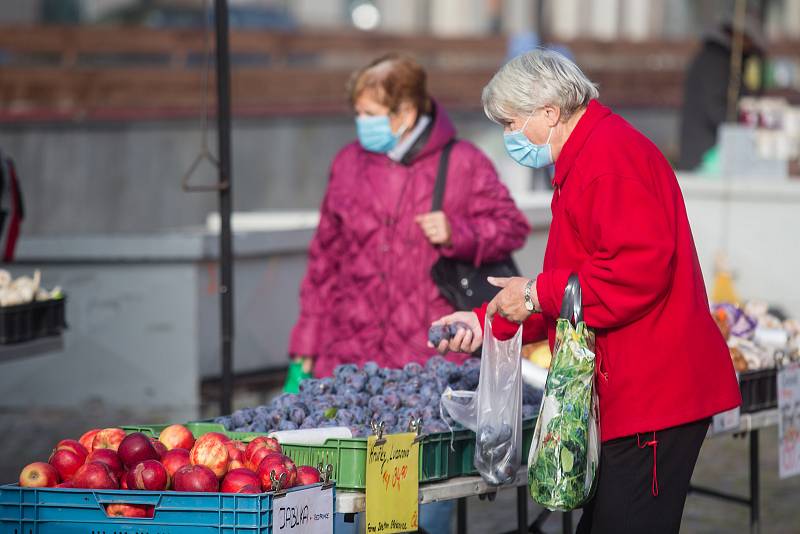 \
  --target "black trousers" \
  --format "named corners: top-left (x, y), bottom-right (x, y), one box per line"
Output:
top-left (576, 417), bottom-right (711, 534)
